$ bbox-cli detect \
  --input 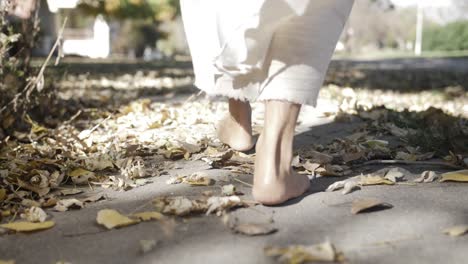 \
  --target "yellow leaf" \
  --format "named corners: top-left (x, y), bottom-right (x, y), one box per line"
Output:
top-left (0, 260), bottom-right (15, 264)
top-left (96, 209), bottom-right (139, 229)
top-left (131, 211), bottom-right (164, 221)
top-left (67, 168), bottom-right (95, 185)
top-left (440, 170), bottom-right (468, 182)
top-left (443, 225), bottom-right (468, 237)
top-left (359, 175), bottom-right (394, 186)
top-left (0, 221), bottom-right (54, 232)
